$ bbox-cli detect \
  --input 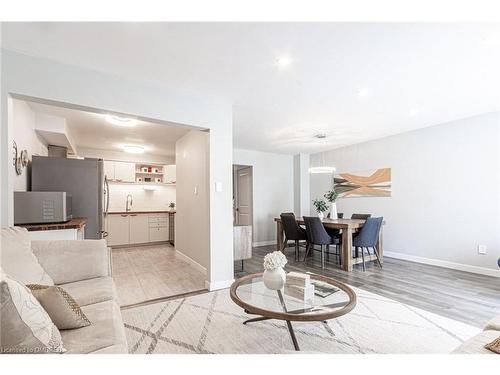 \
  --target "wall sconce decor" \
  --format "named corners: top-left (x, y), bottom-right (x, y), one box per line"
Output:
top-left (12, 141), bottom-right (28, 176)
